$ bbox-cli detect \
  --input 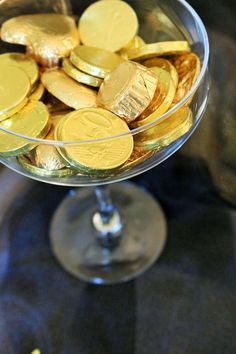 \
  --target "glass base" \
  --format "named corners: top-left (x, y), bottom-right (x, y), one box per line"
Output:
top-left (50, 183), bottom-right (167, 284)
